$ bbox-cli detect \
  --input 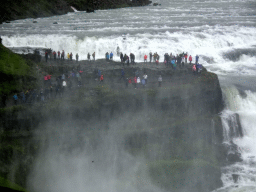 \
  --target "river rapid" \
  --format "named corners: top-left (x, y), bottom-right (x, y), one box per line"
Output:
top-left (1, 0), bottom-right (256, 191)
